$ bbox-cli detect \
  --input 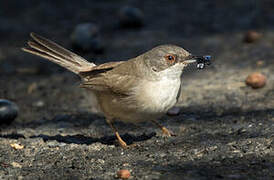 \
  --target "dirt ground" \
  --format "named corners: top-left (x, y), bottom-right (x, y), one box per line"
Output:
top-left (0, 1), bottom-right (274, 179)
